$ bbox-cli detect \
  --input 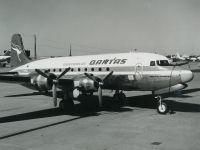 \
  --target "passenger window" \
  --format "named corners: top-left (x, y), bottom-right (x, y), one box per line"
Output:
top-left (91, 68), bottom-right (94, 71)
top-left (84, 68), bottom-right (87, 72)
top-left (150, 61), bottom-right (155, 66)
top-left (78, 68), bottom-right (80, 71)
